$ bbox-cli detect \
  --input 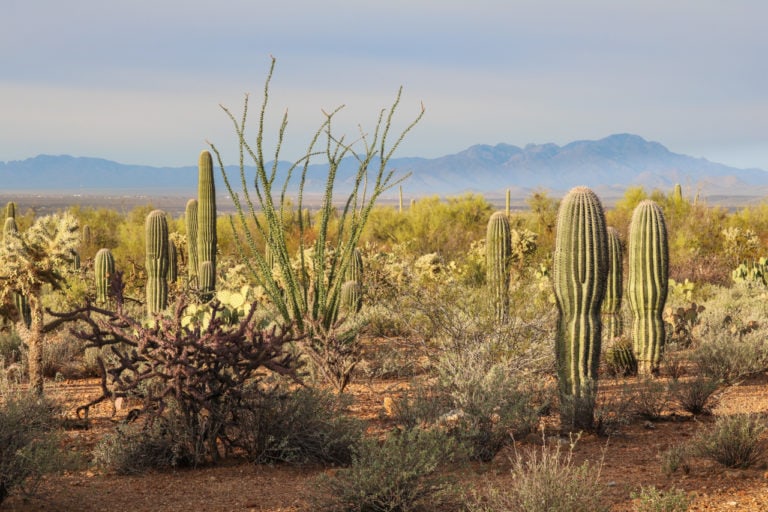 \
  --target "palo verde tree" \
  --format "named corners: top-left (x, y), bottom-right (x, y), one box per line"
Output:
top-left (0, 212), bottom-right (79, 394)
top-left (210, 57), bottom-right (423, 391)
